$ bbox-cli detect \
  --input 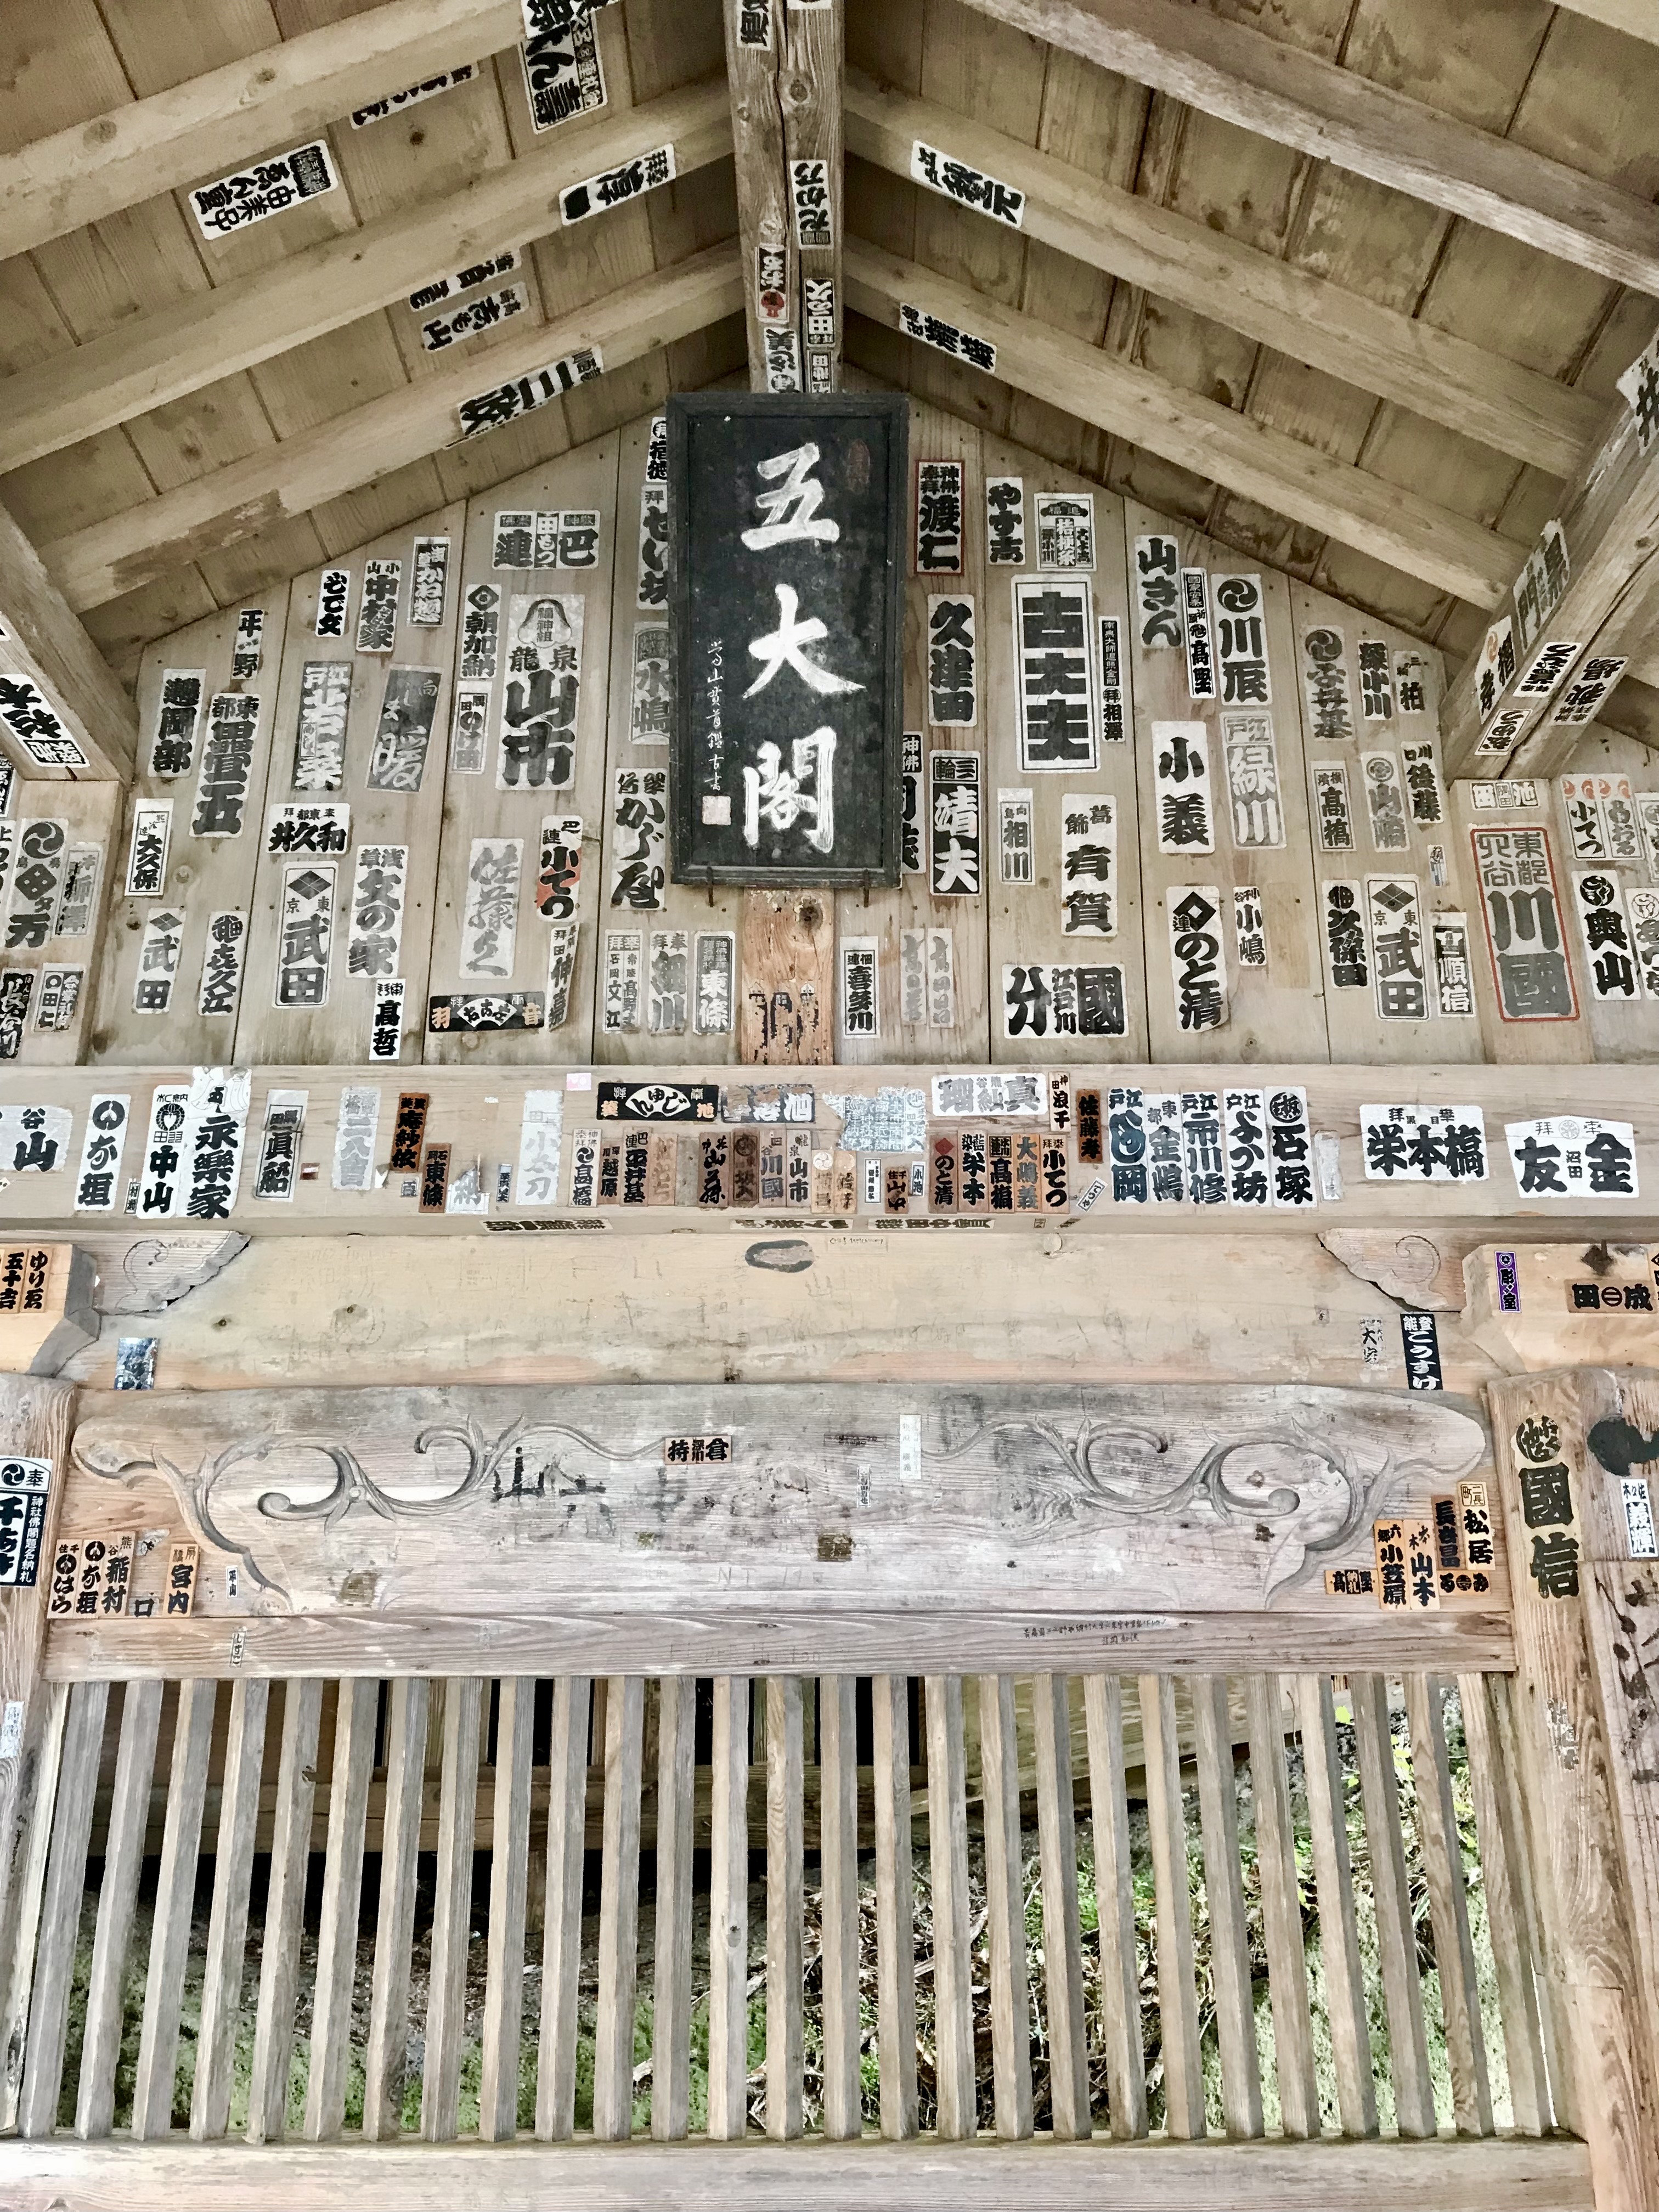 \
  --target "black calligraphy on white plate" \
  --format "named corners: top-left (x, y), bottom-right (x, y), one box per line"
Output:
top-left (928, 595), bottom-right (977, 729)
top-left (1267, 1086), bottom-right (1315, 1207)
top-left (1001, 962), bottom-right (1125, 1039)
top-left (1361, 1104), bottom-right (1488, 1183)
top-left (1515, 636), bottom-right (1580, 705)
top-left (1108, 1085), bottom-right (1147, 1203)
top-left (1181, 569), bottom-right (1214, 700)
top-left (631, 623), bottom-right (671, 745)
top-left (409, 538), bottom-right (451, 627)
top-left (347, 844), bottom-right (408, 980)
top-left (315, 568), bottom-right (351, 639)
top-left (637, 479), bottom-right (669, 610)
top-left (268, 802), bottom-right (349, 857)
top-left (515, 1090), bottom-right (564, 1211)
top-left (568, 1124), bottom-right (600, 1205)
top-left (182, 1067), bottom-right (250, 1223)
top-left (133, 908), bottom-right (186, 1014)
top-left (1475, 614), bottom-right (1517, 727)
top-left (910, 139), bottom-right (1025, 225)
top-left (611, 768), bottom-right (666, 910)
top-left (1035, 493), bottom-right (1094, 571)
top-left (985, 475), bottom-right (1024, 565)
top-left (253, 1088), bottom-right (306, 1200)
top-left (1559, 775), bottom-right (1607, 862)
top-left (1221, 710), bottom-right (1284, 849)
top-left (421, 283), bottom-right (529, 352)
top-left (1507, 1114), bottom-right (1637, 1199)
top-left (756, 242), bottom-right (789, 325)
top-left (123, 804), bottom-right (169, 900)
top-left (561, 143), bottom-right (675, 224)
top-left (331, 1084), bottom-right (381, 1192)
top-left (900, 734), bottom-right (925, 875)
top-left (840, 938), bottom-right (879, 1040)
top-left (929, 750), bottom-right (980, 896)
top-left (1400, 1312), bottom-right (1443, 1391)
top-left (275, 863), bottom-right (336, 1010)
top-left (0, 678), bottom-right (86, 769)
top-left (352, 61), bottom-right (476, 128)
top-left (33, 967), bottom-right (81, 1034)
top-left (1401, 736), bottom-right (1444, 828)
top-left (597, 1080), bottom-right (719, 1123)
top-left (1514, 519), bottom-right (1570, 651)
top-left (0, 972), bottom-right (33, 1054)
top-left (231, 608), bottom-right (264, 681)
top-left (1177, 1089), bottom-right (1223, 1205)
top-left (1016, 579), bottom-right (1095, 771)
top-left (545, 922), bottom-right (579, 1030)
top-left (75, 1093), bottom-right (130, 1212)
top-left (648, 929), bottom-right (689, 1035)
top-left (450, 682), bottom-right (490, 776)
top-left (602, 930), bottom-right (642, 1031)
top-left (138, 1084), bottom-right (190, 1218)
top-left (1357, 637), bottom-right (1392, 720)
top-left (997, 786), bottom-right (1032, 885)
top-left (188, 139), bottom-right (336, 237)
top-left (356, 561), bottom-right (400, 654)
top-left (1573, 869), bottom-right (1644, 1001)
top-left (192, 692), bottom-right (259, 838)
top-left (1550, 653), bottom-right (1627, 728)
top-left (1431, 914), bottom-right (1476, 1016)
top-left (536, 814), bottom-right (583, 919)
top-left (915, 460), bottom-right (964, 574)
top-left (1233, 884), bottom-right (1266, 970)
top-left (521, 18), bottom-right (605, 129)
top-left (428, 990), bottom-right (543, 1032)
top-left (1601, 776), bottom-right (1641, 864)
top-left (293, 662), bottom-right (352, 793)
top-left (1223, 1087), bottom-right (1269, 1207)
top-left (149, 670), bottom-right (205, 778)
top-left (198, 910), bottom-right (247, 1019)
top-left (1394, 650), bottom-right (1430, 717)
top-left (1312, 761), bottom-right (1354, 853)
top-left (1212, 573), bottom-right (1271, 706)
top-left (367, 667), bottom-right (441, 793)
top-left (1301, 625), bottom-right (1352, 743)
top-left (693, 932), bottom-right (734, 1035)
top-left (909, 927), bottom-right (953, 1029)
top-left (500, 593), bottom-right (584, 788)
top-left (456, 345), bottom-right (602, 439)
top-left (1097, 616), bottom-right (1125, 747)
top-left (896, 302), bottom-right (996, 374)
top-left (494, 511), bottom-right (535, 569)
top-left (1152, 721), bottom-right (1212, 855)
top-left (790, 156), bottom-right (832, 247)
top-left (1361, 752), bottom-right (1408, 853)
top-left (1060, 793), bottom-right (1116, 936)
top-left (1167, 885), bottom-right (1227, 1034)
top-left (52, 845), bottom-right (99, 938)
top-left (763, 326), bottom-right (802, 393)
top-left (1471, 827), bottom-right (1577, 1022)
top-left (1366, 874), bottom-right (1427, 1020)
top-left (461, 839), bottom-right (522, 979)
top-left (1323, 881), bottom-right (1367, 993)
top-left (1628, 886), bottom-right (1659, 998)
top-left (461, 583), bottom-right (501, 679)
